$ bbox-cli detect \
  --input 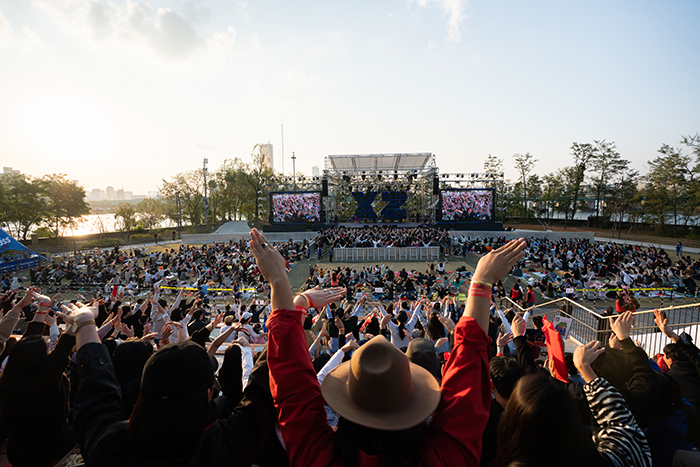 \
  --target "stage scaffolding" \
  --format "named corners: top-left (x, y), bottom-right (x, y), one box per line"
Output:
top-left (259, 153), bottom-right (505, 225)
